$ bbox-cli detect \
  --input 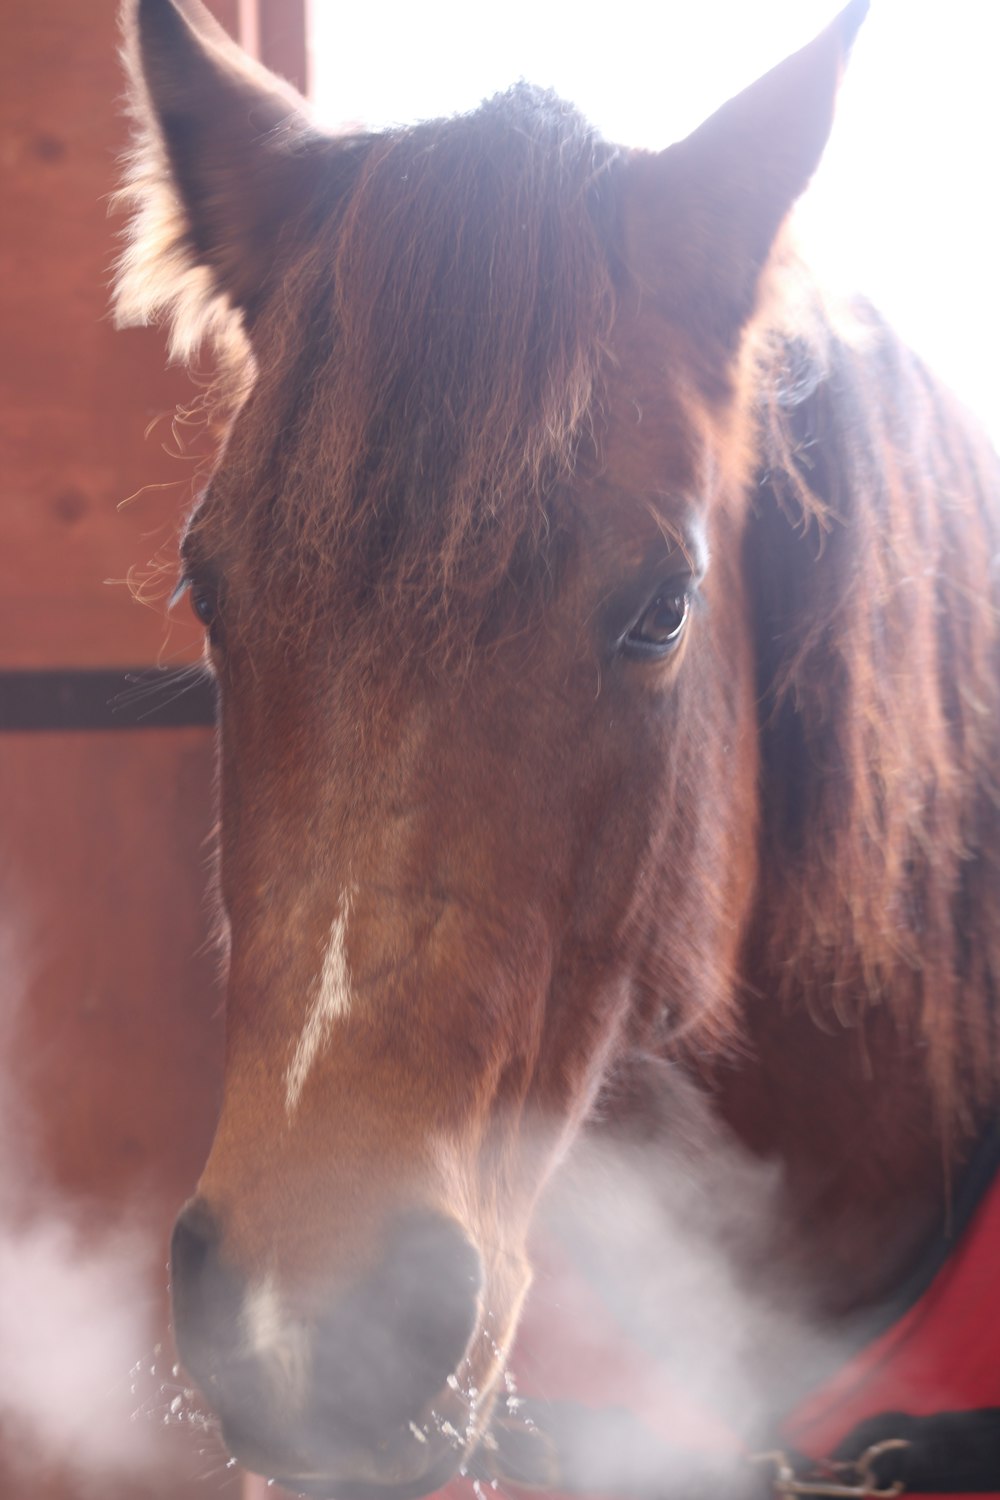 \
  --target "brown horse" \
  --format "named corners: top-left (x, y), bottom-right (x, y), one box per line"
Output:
top-left (117, 0), bottom-right (1000, 1495)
